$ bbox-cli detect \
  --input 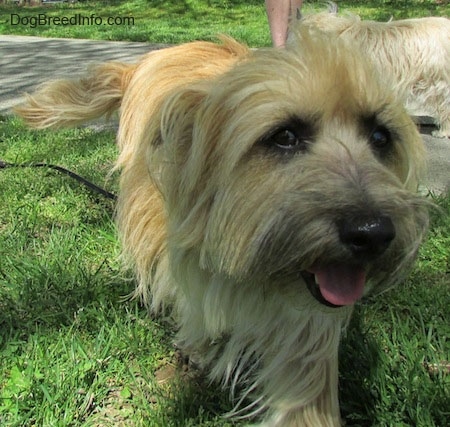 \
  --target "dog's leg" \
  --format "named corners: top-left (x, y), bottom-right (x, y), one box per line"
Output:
top-left (429, 84), bottom-right (450, 138)
top-left (262, 355), bottom-right (340, 427)
top-left (432, 115), bottom-right (450, 139)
